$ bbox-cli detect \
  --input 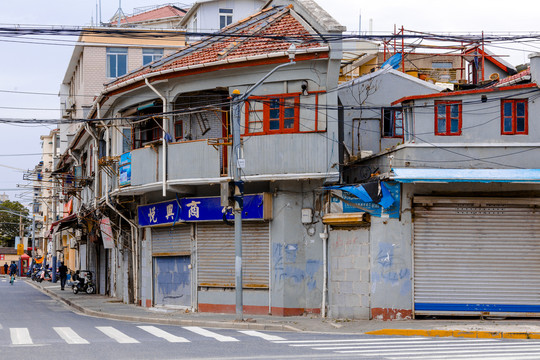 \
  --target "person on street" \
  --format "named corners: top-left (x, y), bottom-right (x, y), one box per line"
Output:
top-left (9, 261), bottom-right (17, 285)
top-left (3, 262), bottom-right (7, 276)
top-left (58, 262), bottom-right (68, 290)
